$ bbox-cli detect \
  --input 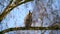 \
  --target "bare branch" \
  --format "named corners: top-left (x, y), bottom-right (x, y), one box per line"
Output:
top-left (0, 26), bottom-right (59, 34)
